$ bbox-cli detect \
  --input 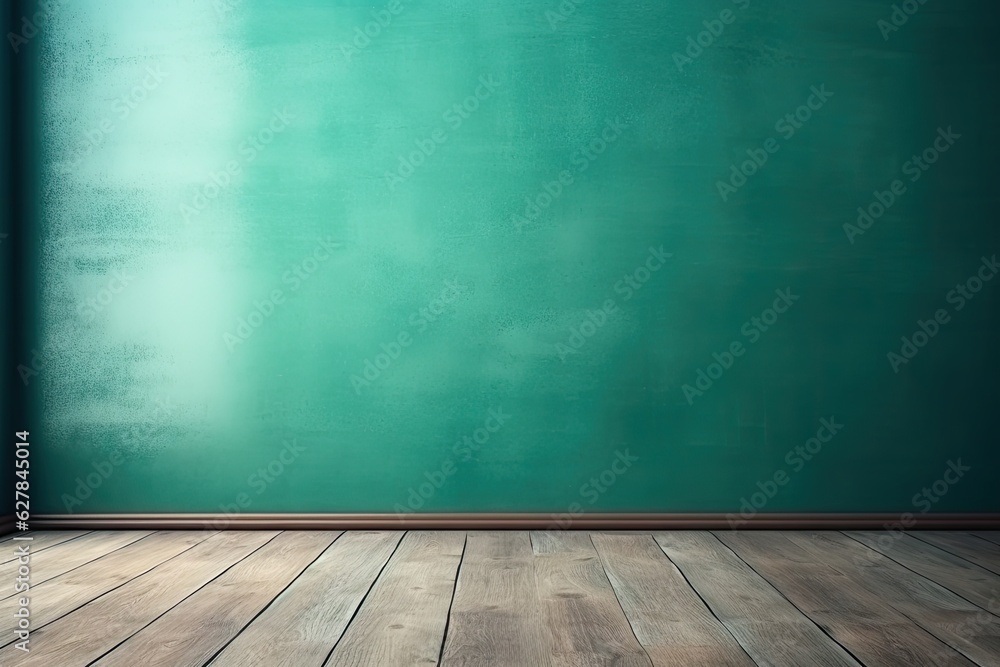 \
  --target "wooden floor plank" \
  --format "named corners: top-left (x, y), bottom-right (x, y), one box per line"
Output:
top-left (0, 530), bottom-right (23, 544)
top-left (210, 530), bottom-right (403, 667)
top-left (1, 529), bottom-right (995, 665)
top-left (0, 531), bottom-right (277, 666)
top-left (326, 531), bottom-right (465, 666)
top-left (0, 531), bottom-right (91, 564)
top-left (0, 531), bottom-right (153, 598)
top-left (591, 533), bottom-right (754, 666)
top-left (909, 532), bottom-right (1000, 576)
top-left (654, 531), bottom-right (861, 666)
top-left (0, 530), bottom-right (214, 645)
top-left (785, 531), bottom-right (1000, 667)
top-left (717, 531), bottom-right (976, 666)
top-left (531, 531), bottom-right (652, 667)
top-left (974, 533), bottom-right (1000, 548)
top-left (92, 531), bottom-right (341, 667)
top-left (846, 531), bottom-right (1000, 615)
top-left (440, 531), bottom-right (550, 667)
